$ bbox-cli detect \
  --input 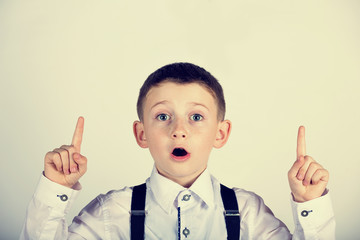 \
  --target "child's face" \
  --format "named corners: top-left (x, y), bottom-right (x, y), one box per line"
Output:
top-left (134, 81), bottom-right (231, 187)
